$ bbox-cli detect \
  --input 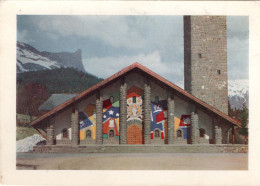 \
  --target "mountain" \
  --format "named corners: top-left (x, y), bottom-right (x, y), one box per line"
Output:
top-left (17, 67), bottom-right (103, 117)
top-left (17, 41), bottom-right (85, 73)
top-left (175, 79), bottom-right (249, 110)
top-left (228, 79), bottom-right (249, 110)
